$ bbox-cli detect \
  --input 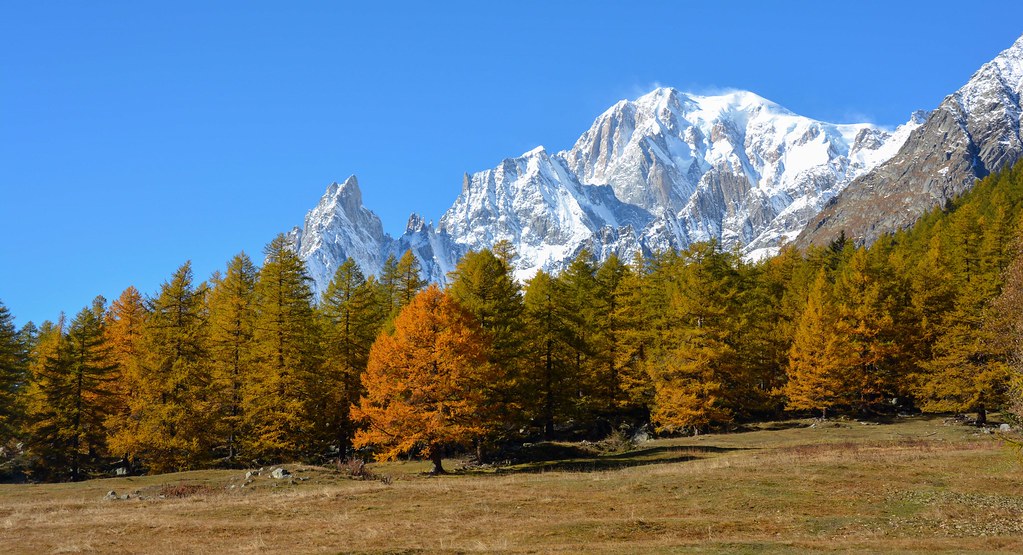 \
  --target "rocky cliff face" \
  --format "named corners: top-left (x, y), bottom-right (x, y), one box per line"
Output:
top-left (797, 35), bottom-right (1023, 248)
